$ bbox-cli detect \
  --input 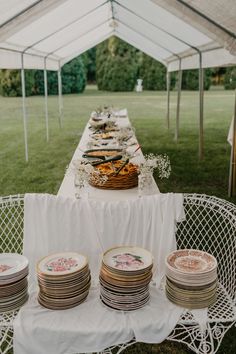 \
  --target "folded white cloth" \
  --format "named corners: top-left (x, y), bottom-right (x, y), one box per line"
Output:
top-left (14, 286), bottom-right (183, 354)
top-left (14, 192), bottom-right (185, 354)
